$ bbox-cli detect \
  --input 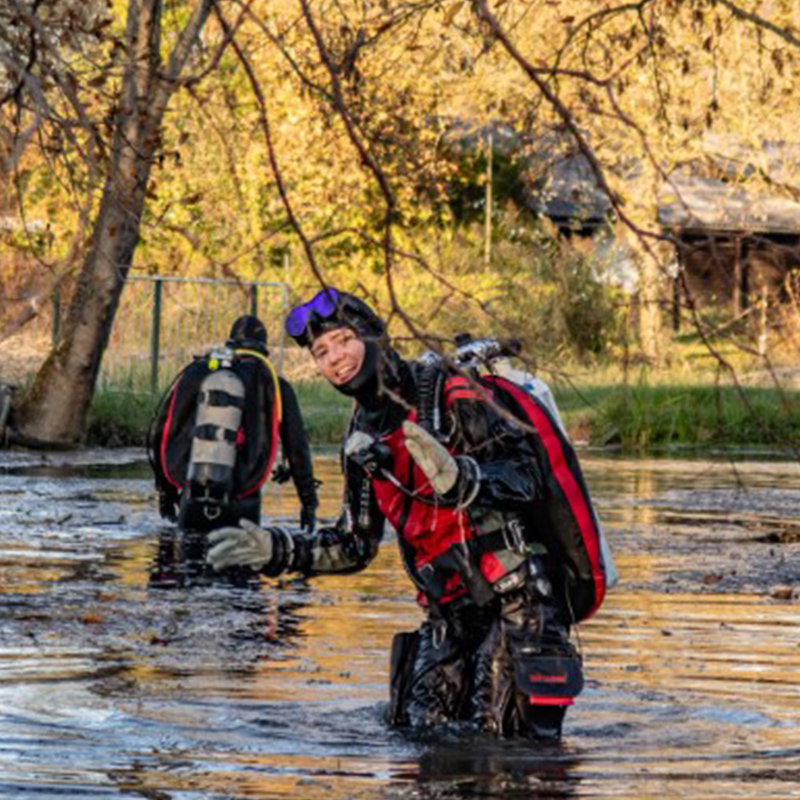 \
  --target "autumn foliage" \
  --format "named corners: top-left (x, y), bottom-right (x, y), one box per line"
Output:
top-left (1, 0), bottom-right (799, 440)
